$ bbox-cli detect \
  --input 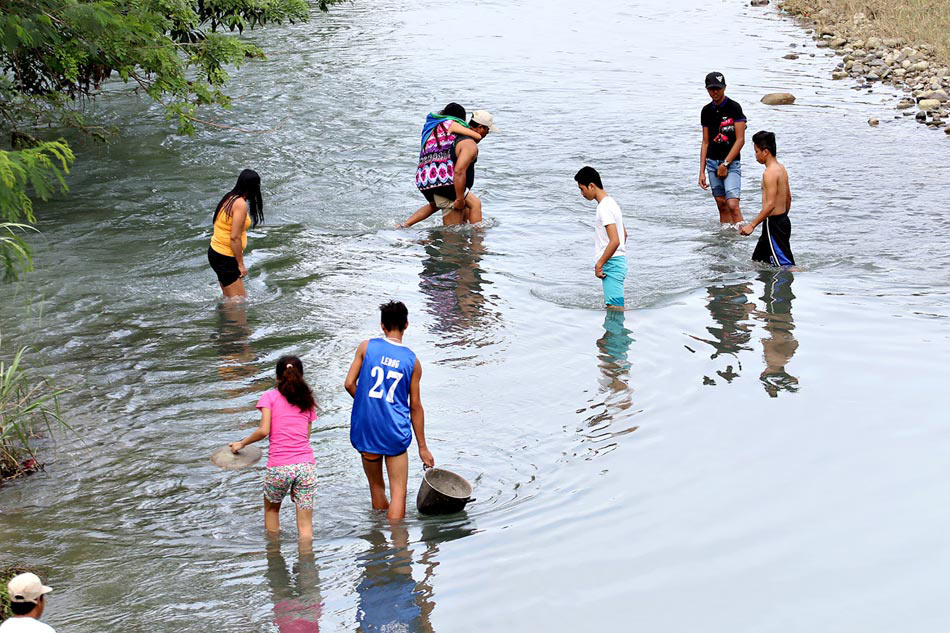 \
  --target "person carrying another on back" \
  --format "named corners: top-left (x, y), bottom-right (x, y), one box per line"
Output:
top-left (207, 169), bottom-right (264, 299)
top-left (2, 573), bottom-right (56, 632)
top-left (344, 301), bottom-right (435, 521)
top-left (575, 166), bottom-right (628, 311)
top-left (740, 131), bottom-right (795, 267)
top-left (229, 355), bottom-right (318, 541)
top-left (398, 108), bottom-right (498, 228)
top-left (699, 72), bottom-right (746, 225)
